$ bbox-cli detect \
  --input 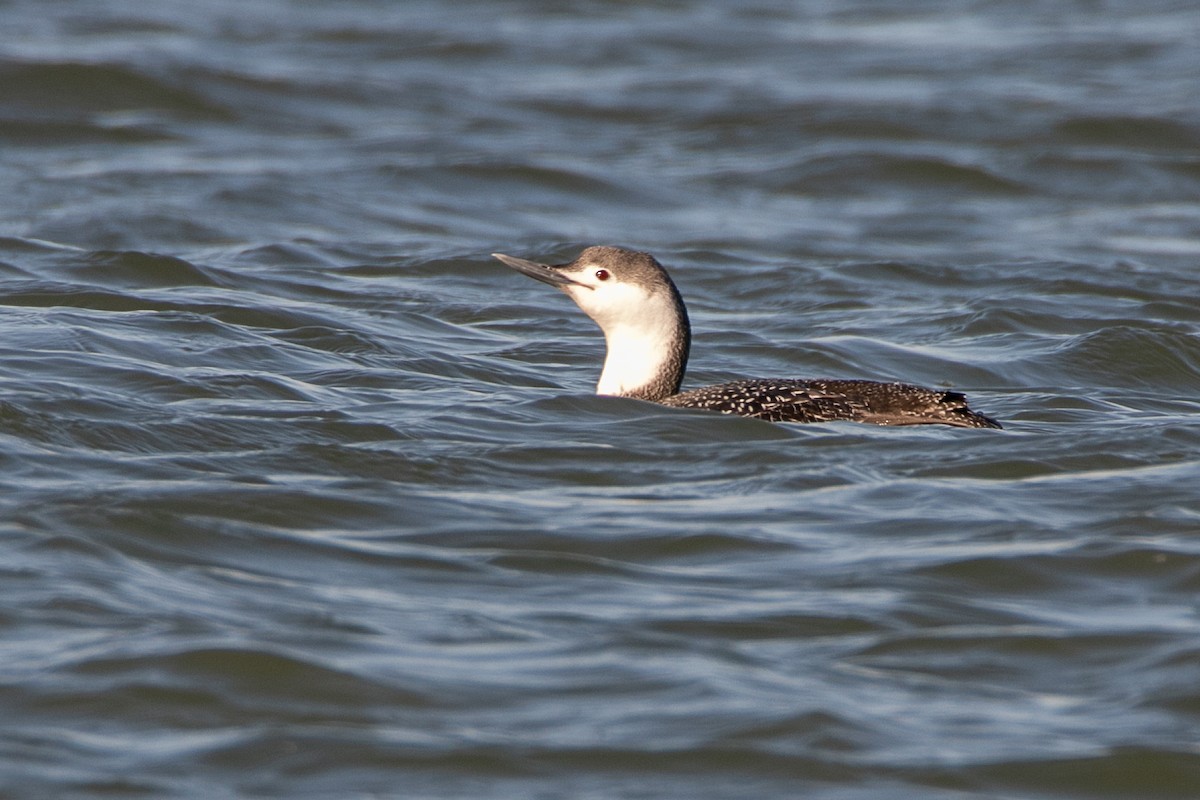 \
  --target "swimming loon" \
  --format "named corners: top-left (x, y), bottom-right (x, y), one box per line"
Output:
top-left (493, 246), bottom-right (1001, 429)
